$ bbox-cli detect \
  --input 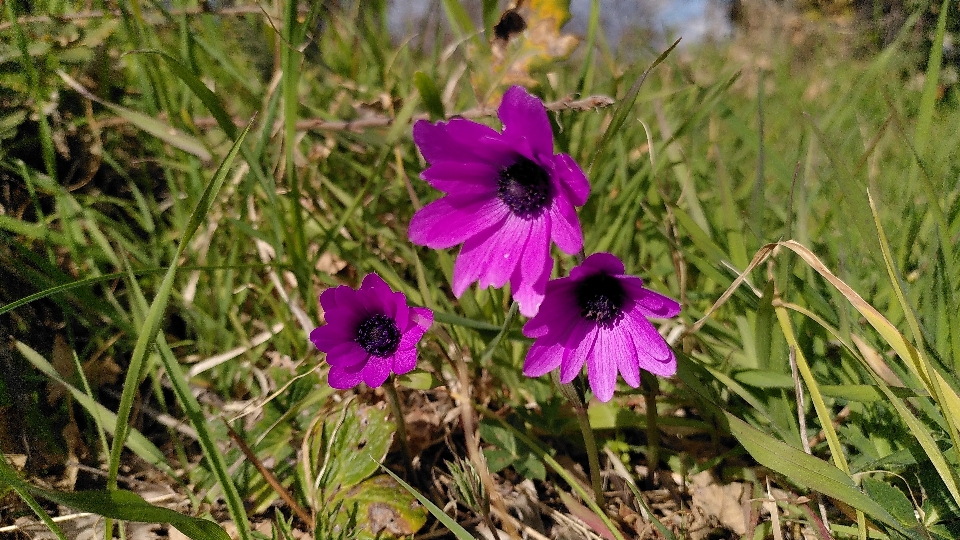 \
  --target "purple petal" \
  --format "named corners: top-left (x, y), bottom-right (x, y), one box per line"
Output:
top-left (406, 307), bottom-right (433, 341)
top-left (324, 341), bottom-right (367, 366)
top-left (548, 192), bottom-right (584, 255)
top-left (625, 310), bottom-right (676, 376)
top-left (609, 323), bottom-right (641, 388)
top-left (510, 218), bottom-right (552, 317)
top-left (523, 341), bottom-right (564, 377)
top-left (422, 161), bottom-right (501, 196)
top-left (570, 252), bottom-right (625, 281)
top-left (310, 324), bottom-right (355, 353)
top-left (361, 355), bottom-right (392, 388)
top-left (396, 306), bottom-right (432, 353)
top-left (328, 362), bottom-right (364, 389)
top-left (456, 215), bottom-right (533, 293)
top-left (413, 118), bottom-right (514, 167)
top-left (622, 279), bottom-right (682, 319)
top-left (499, 86), bottom-right (554, 159)
top-left (522, 280), bottom-right (579, 339)
top-left (392, 347), bottom-right (418, 375)
top-left (553, 153), bottom-right (590, 206)
top-left (559, 321), bottom-right (596, 383)
top-left (319, 285), bottom-right (354, 314)
top-left (587, 329), bottom-right (618, 402)
top-left (409, 195), bottom-right (509, 250)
